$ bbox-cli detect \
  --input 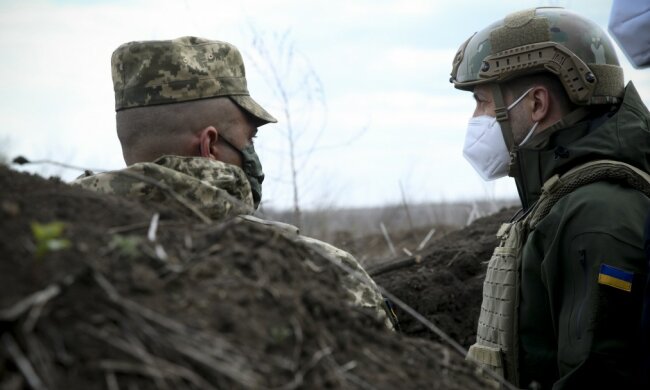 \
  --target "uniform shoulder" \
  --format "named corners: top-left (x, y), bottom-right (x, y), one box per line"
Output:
top-left (558, 180), bottom-right (650, 214)
top-left (538, 180), bottom-right (650, 242)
